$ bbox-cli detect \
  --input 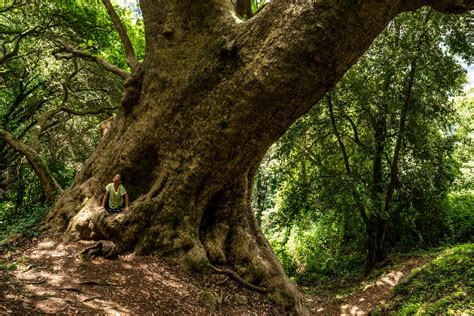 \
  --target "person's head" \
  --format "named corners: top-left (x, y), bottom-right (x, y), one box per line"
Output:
top-left (113, 173), bottom-right (122, 184)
